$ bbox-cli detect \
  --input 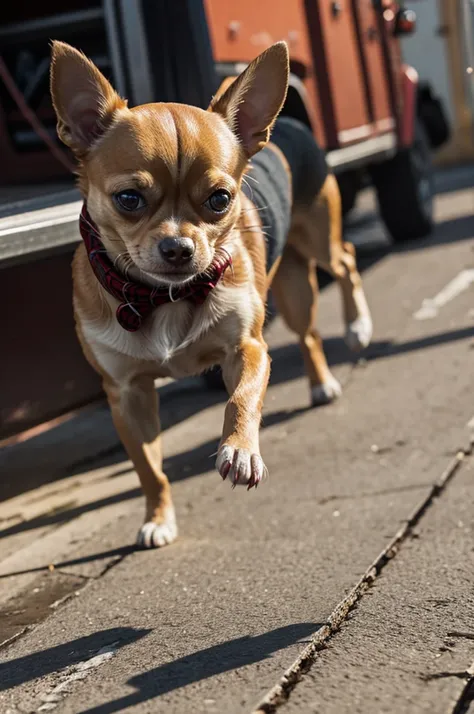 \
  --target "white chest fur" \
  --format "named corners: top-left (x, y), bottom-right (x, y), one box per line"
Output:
top-left (80, 281), bottom-right (257, 375)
